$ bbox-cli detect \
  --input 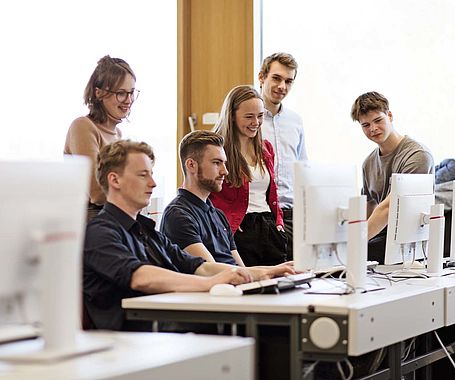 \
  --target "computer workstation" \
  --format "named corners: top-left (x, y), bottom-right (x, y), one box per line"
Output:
top-left (121, 165), bottom-right (455, 380)
top-left (0, 159), bottom-right (253, 380)
top-left (377, 175), bottom-right (455, 278)
top-left (0, 157), bottom-right (110, 361)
